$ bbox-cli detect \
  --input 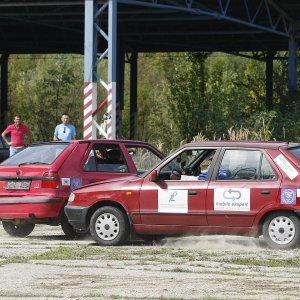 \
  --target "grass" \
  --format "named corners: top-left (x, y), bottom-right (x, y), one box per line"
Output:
top-left (170, 267), bottom-right (194, 273)
top-left (2, 240), bottom-right (300, 270)
top-left (30, 245), bottom-right (103, 260)
top-left (0, 292), bottom-right (42, 298)
top-left (223, 256), bottom-right (300, 268)
top-left (0, 255), bottom-right (28, 266)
